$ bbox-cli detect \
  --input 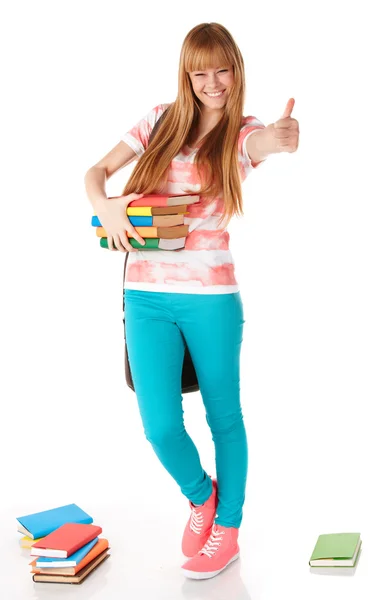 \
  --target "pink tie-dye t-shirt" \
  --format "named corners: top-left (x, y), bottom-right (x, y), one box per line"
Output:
top-left (121, 103), bottom-right (265, 294)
